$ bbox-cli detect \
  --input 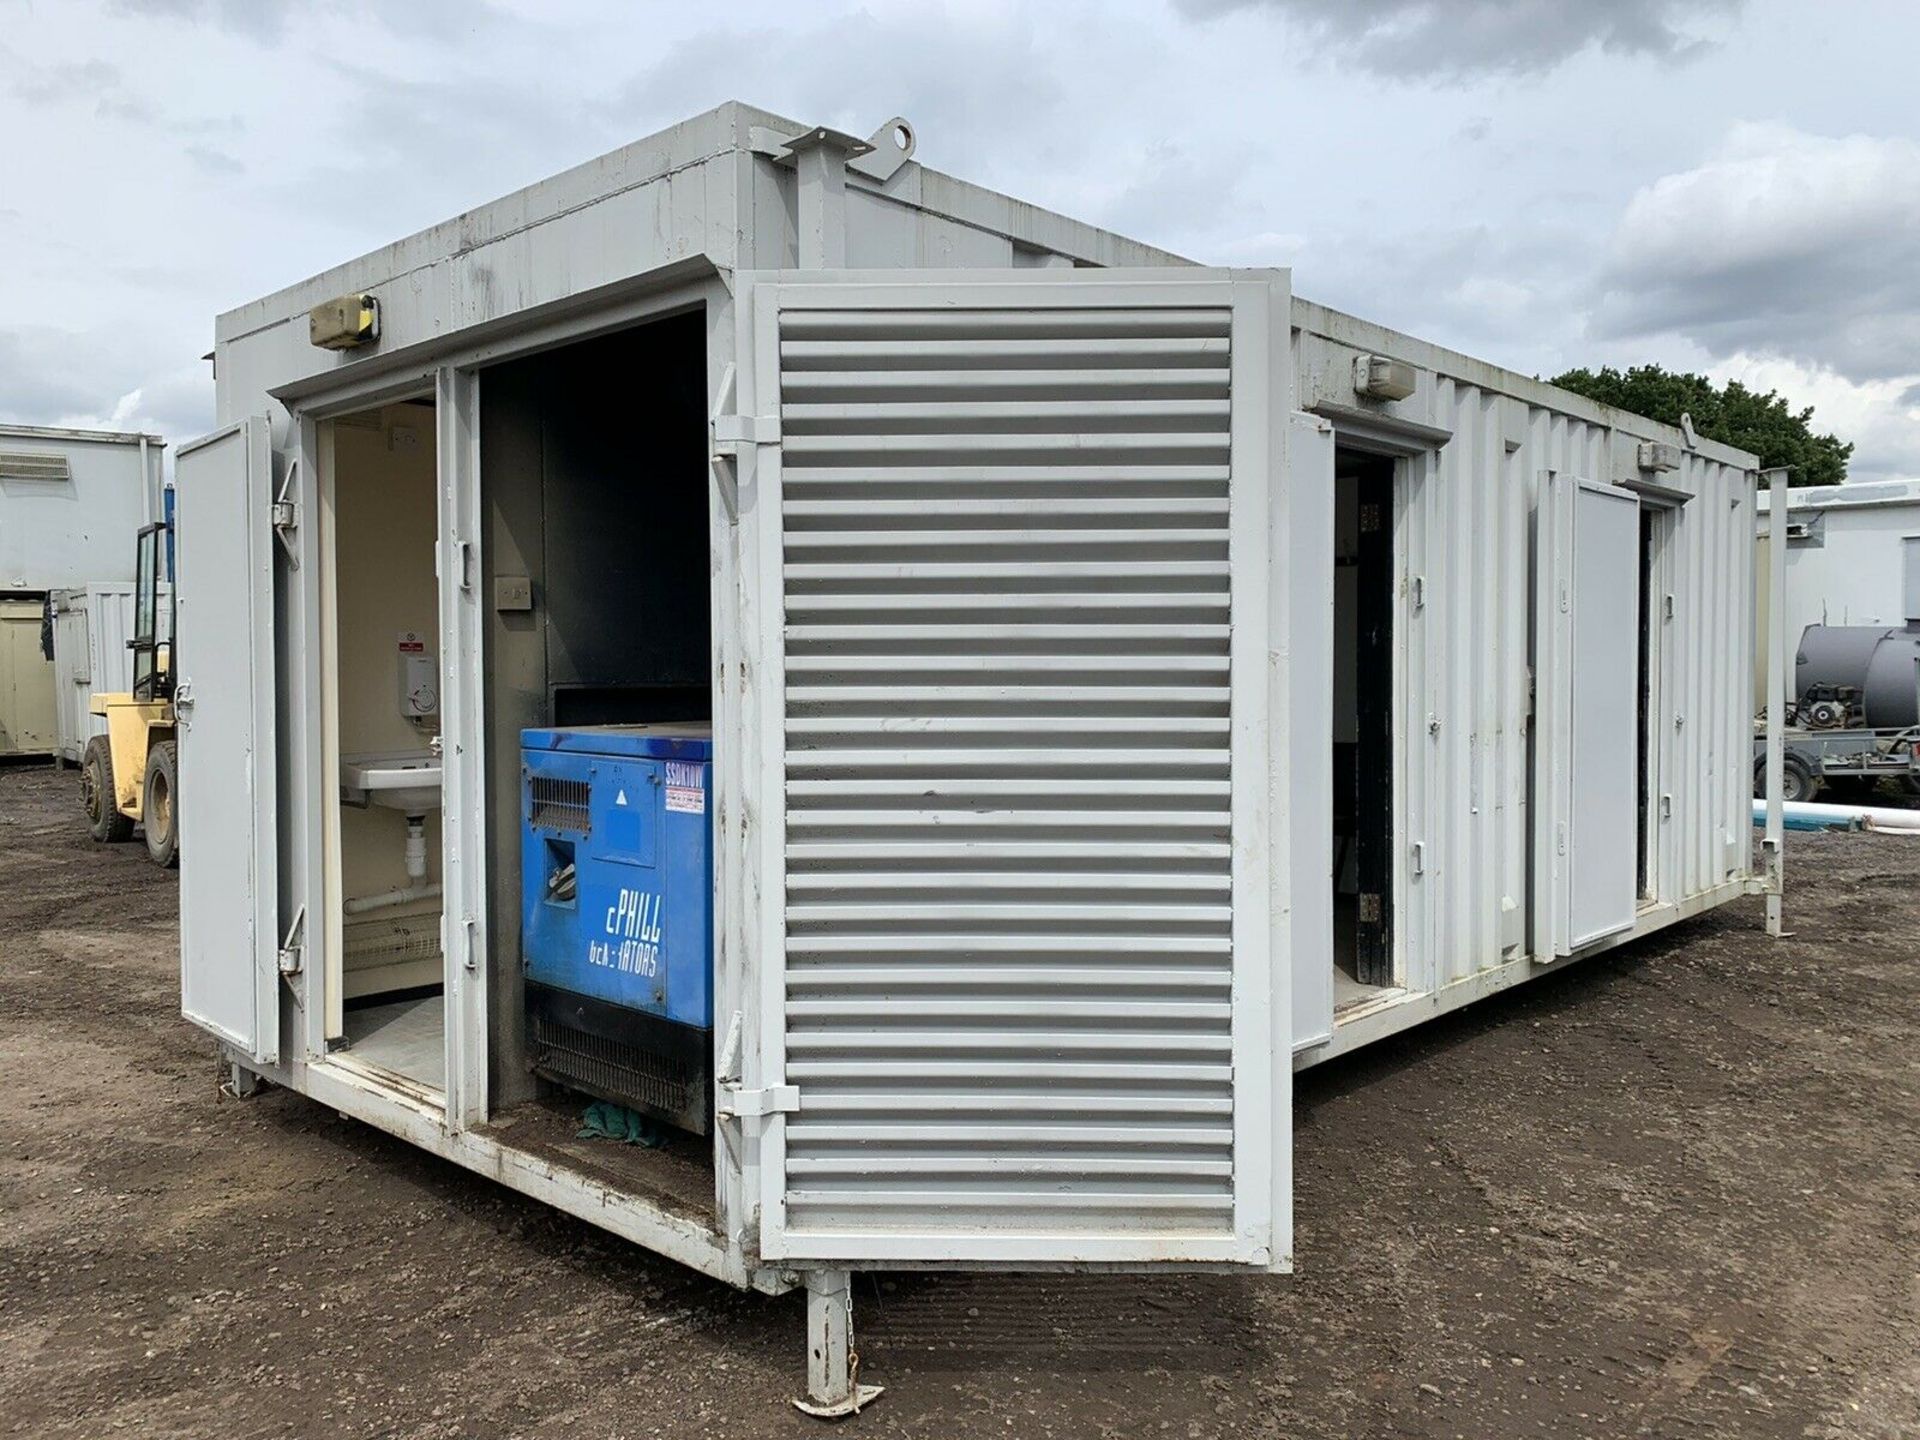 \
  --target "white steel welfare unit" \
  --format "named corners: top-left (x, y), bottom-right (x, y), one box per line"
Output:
top-left (1, 424), bottom-right (166, 758)
top-left (178, 103), bottom-right (1774, 1410)
top-left (0, 424), bottom-right (164, 593)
